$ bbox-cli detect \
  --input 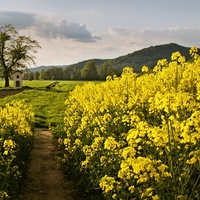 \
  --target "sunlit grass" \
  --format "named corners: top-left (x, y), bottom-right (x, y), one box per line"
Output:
top-left (0, 89), bottom-right (67, 127)
top-left (0, 80), bottom-right (102, 127)
top-left (0, 79), bottom-right (101, 90)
